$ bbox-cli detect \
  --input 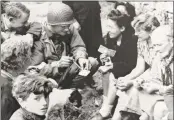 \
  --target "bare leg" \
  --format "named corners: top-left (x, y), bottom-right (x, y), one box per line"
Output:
top-left (99, 73), bottom-right (116, 118)
top-left (102, 72), bottom-right (110, 96)
top-left (107, 73), bottom-right (117, 105)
